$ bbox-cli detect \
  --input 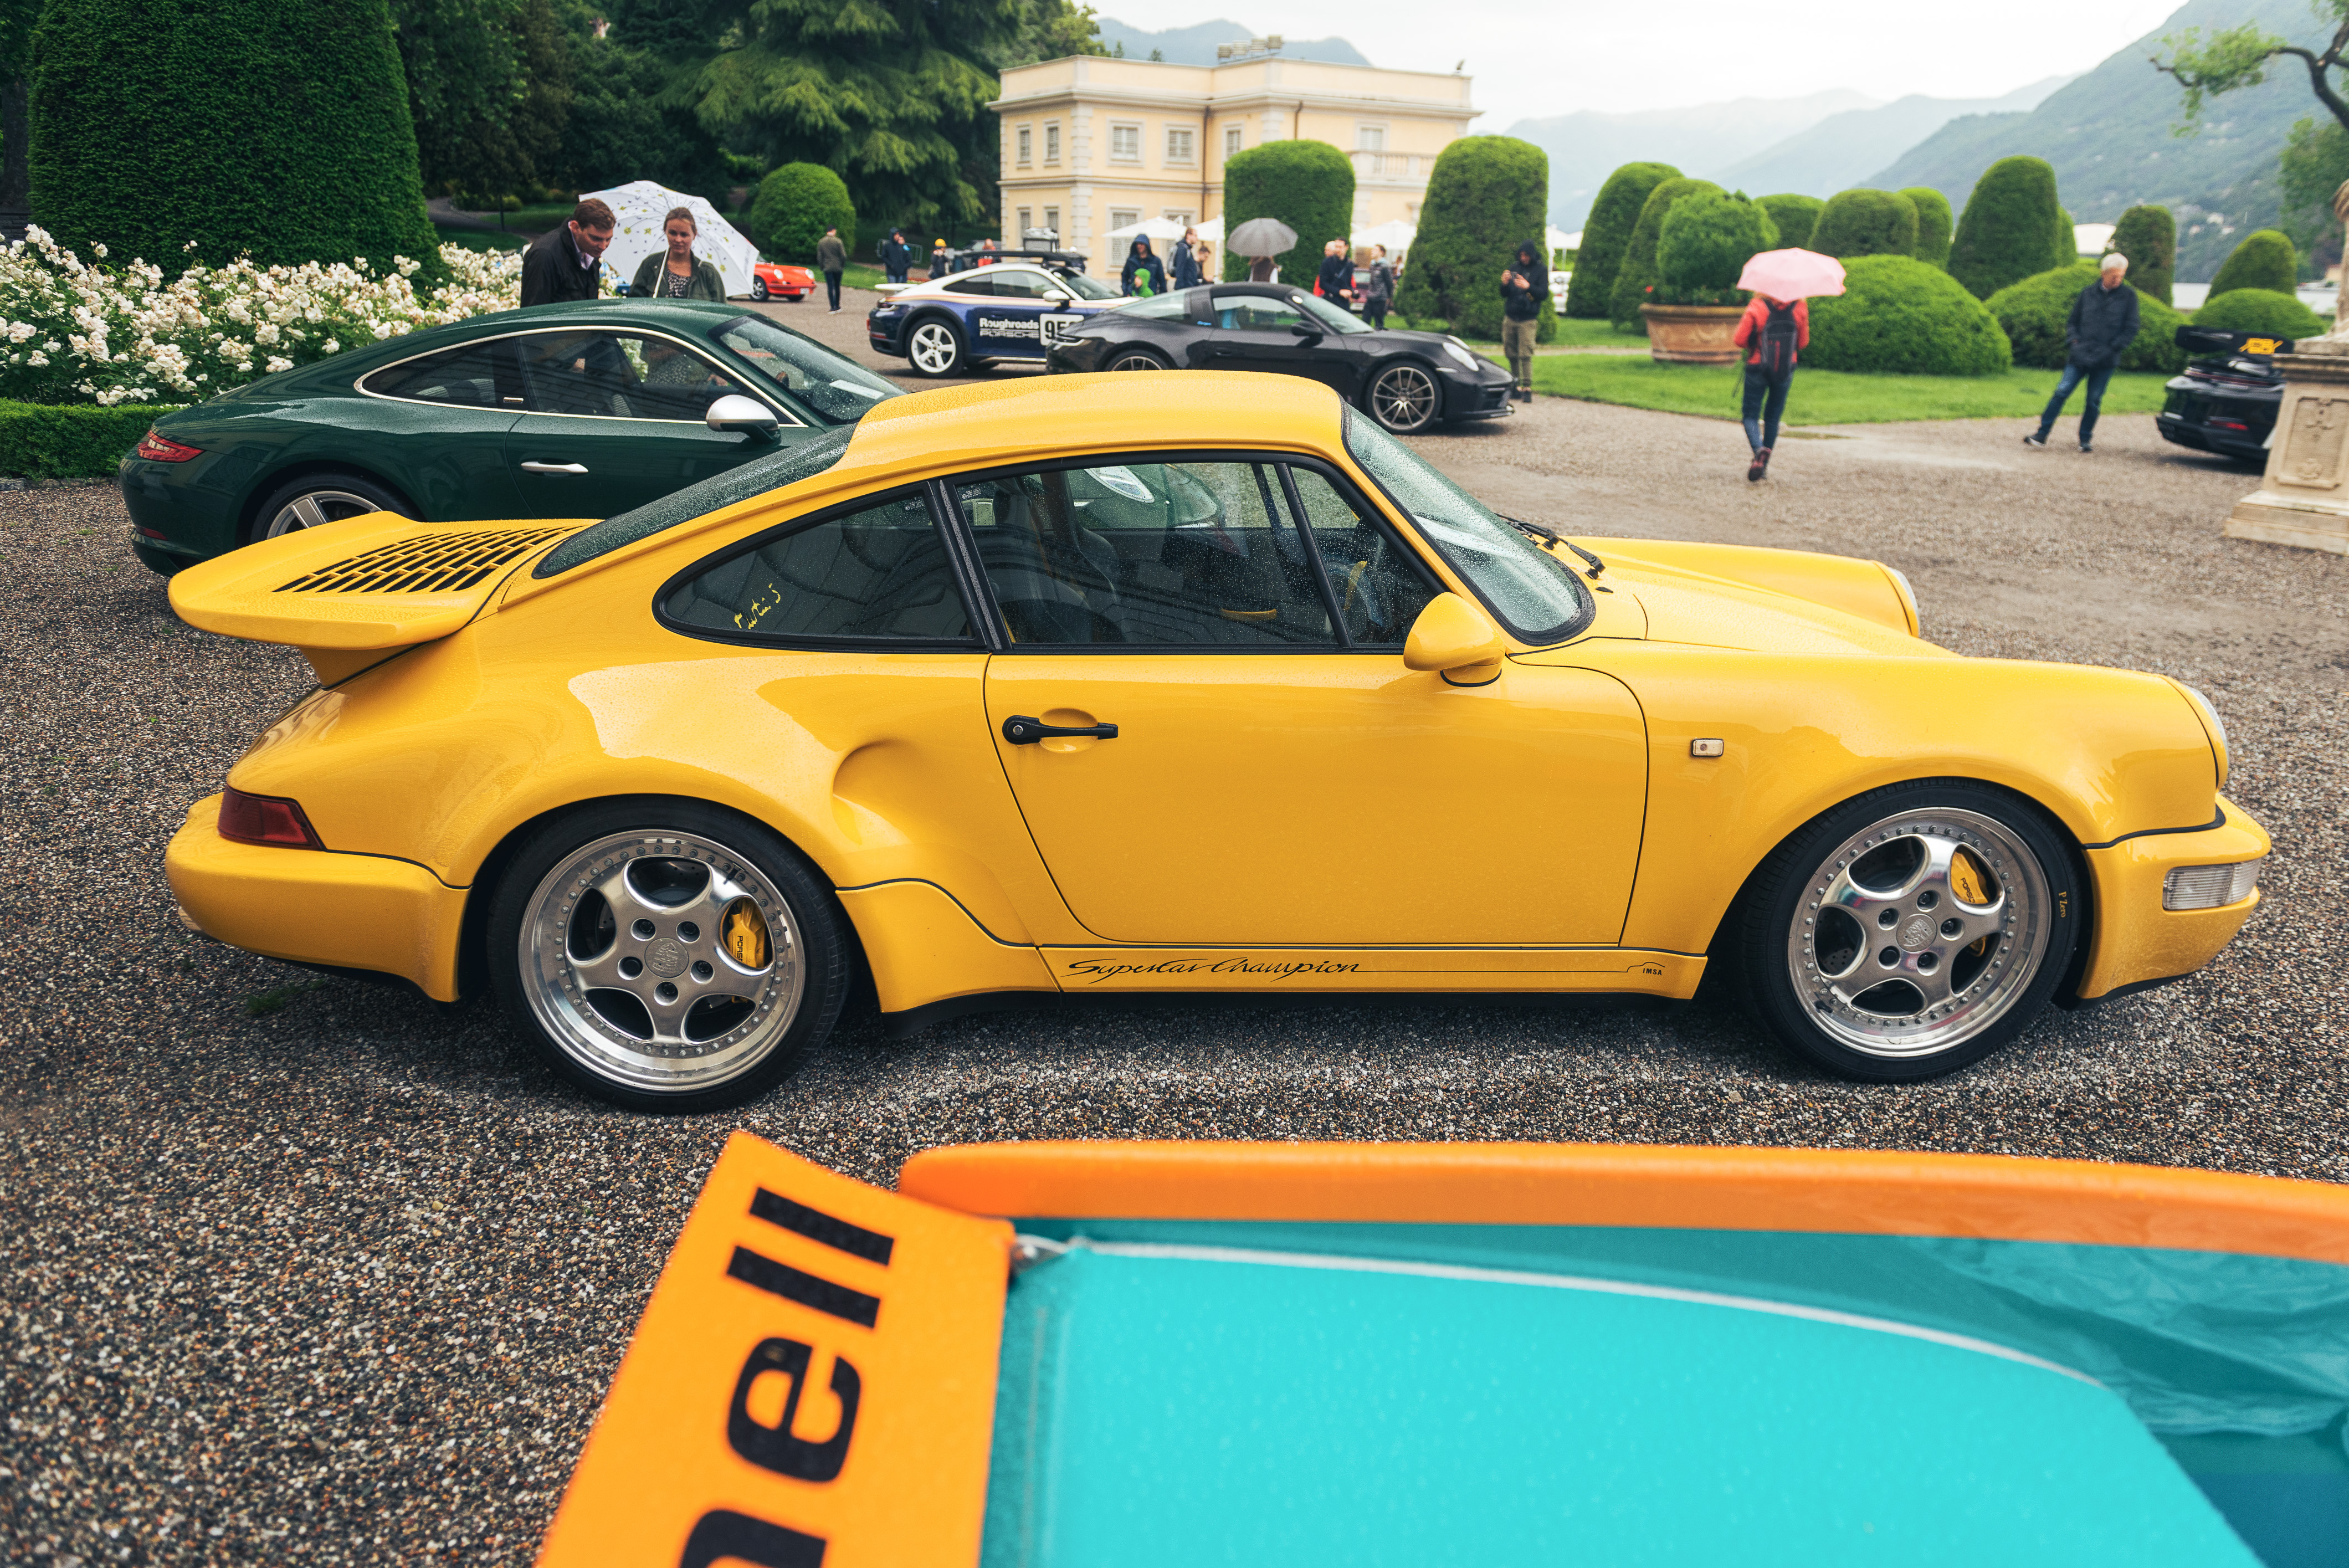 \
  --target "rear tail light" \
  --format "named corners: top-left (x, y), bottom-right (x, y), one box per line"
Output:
top-left (135, 429), bottom-right (203, 463)
top-left (2163, 859), bottom-right (2263, 910)
top-left (219, 787), bottom-right (324, 849)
